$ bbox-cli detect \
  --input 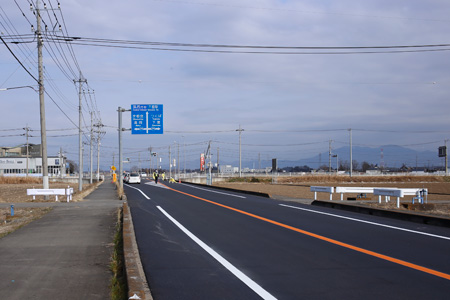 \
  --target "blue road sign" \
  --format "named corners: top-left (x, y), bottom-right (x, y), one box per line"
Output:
top-left (131, 104), bottom-right (163, 134)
